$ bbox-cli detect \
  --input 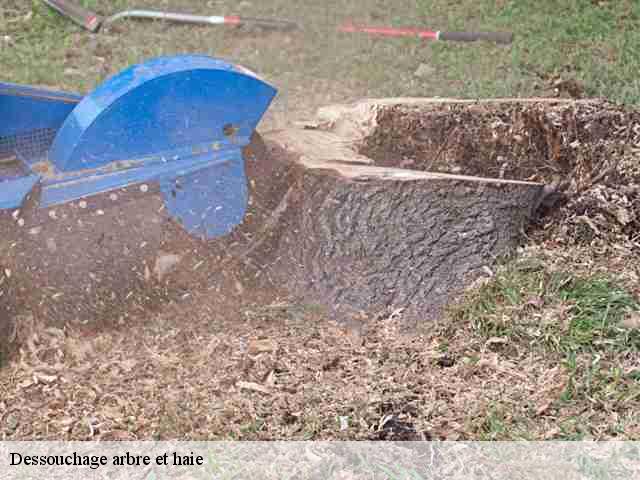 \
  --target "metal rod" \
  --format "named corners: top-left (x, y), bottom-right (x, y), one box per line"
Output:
top-left (41, 1), bottom-right (298, 32)
top-left (103, 10), bottom-right (299, 31)
top-left (104, 10), bottom-right (227, 26)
